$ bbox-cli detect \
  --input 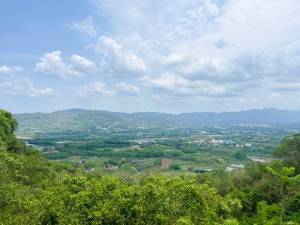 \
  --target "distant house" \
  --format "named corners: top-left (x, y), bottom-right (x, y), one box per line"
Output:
top-left (134, 138), bottom-right (155, 145)
top-left (212, 139), bottom-right (224, 145)
top-left (161, 159), bottom-right (172, 169)
top-left (86, 168), bottom-right (95, 173)
top-left (225, 164), bottom-right (245, 172)
top-left (44, 146), bottom-right (56, 153)
top-left (250, 158), bottom-right (266, 163)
